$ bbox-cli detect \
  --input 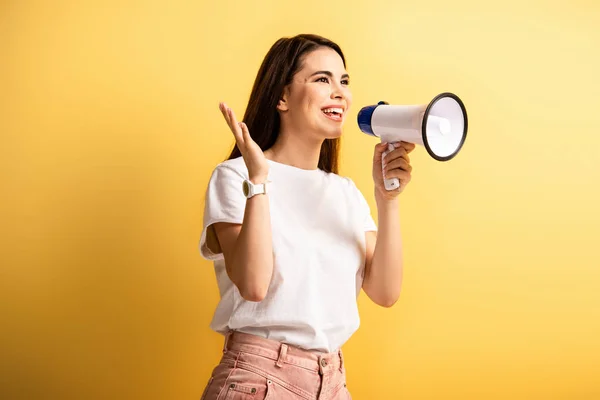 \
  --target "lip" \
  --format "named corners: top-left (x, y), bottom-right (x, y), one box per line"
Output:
top-left (321, 110), bottom-right (344, 123)
top-left (321, 105), bottom-right (346, 113)
top-left (320, 105), bottom-right (346, 123)
top-left (322, 113), bottom-right (343, 122)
